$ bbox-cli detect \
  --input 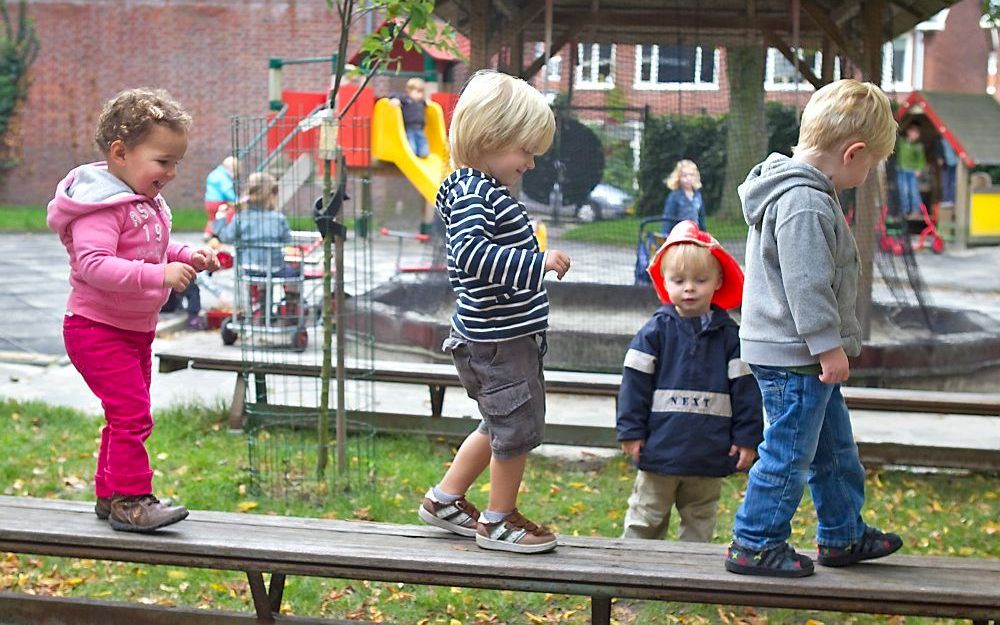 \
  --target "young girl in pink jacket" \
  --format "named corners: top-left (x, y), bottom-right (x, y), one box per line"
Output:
top-left (47, 88), bottom-right (219, 533)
